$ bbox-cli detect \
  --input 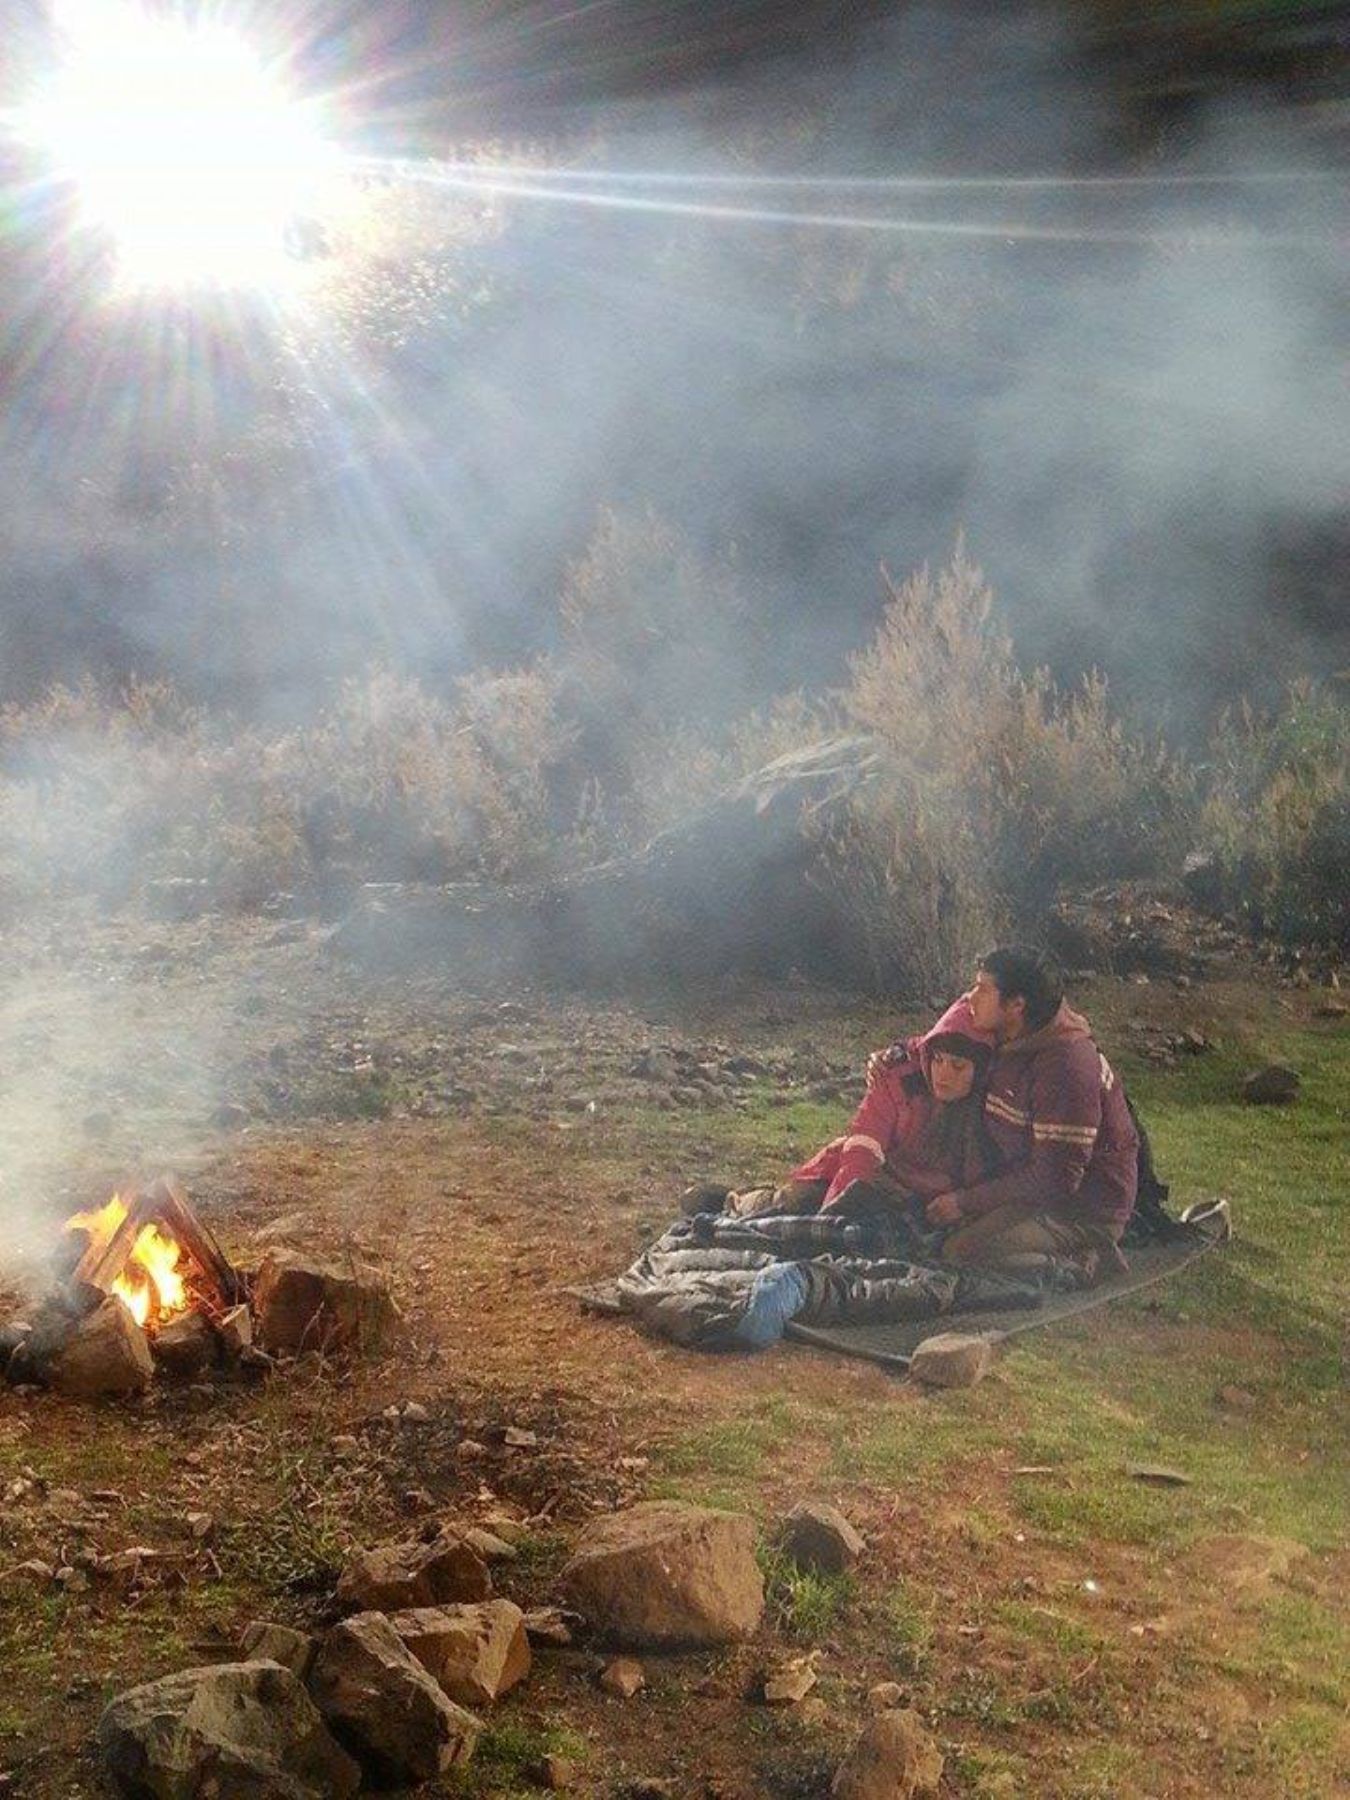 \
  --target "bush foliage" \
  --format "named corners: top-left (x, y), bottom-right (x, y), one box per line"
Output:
top-left (1, 525), bottom-right (1343, 970)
